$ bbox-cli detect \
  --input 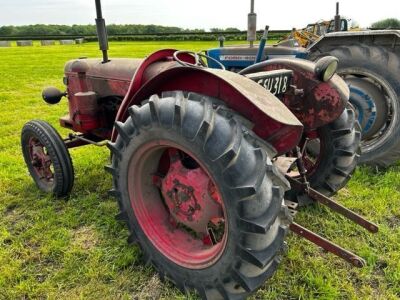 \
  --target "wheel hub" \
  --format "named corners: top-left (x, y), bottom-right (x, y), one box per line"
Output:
top-left (160, 149), bottom-right (222, 237)
top-left (29, 138), bottom-right (53, 181)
